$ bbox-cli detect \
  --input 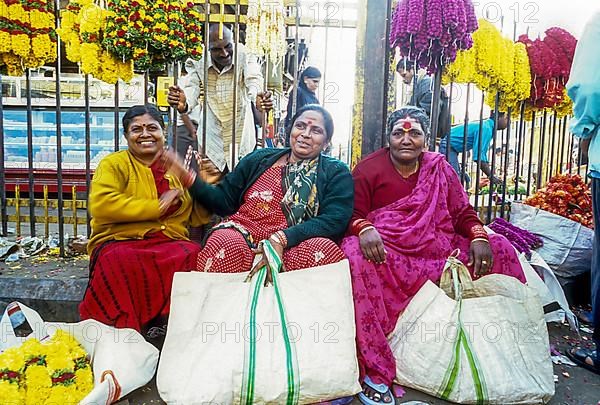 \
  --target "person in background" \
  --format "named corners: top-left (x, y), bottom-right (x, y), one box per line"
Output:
top-left (439, 111), bottom-right (508, 187)
top-left (80, 104), bottom-right (209, 334)
top-left (342, 107), bottom-right (526, 404)
top-left (566, 10), bottom-right (600, 376)
top-left (396, 58), bottom-right (450, 141)
top-left (285, 66), bottom-right (321, 128)
top-left (167, 24), bottom-right (273, 184)
top-left (171, 59), bottom-right (201, 171)
top-left (397, 59), bottom-right (434, 117)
